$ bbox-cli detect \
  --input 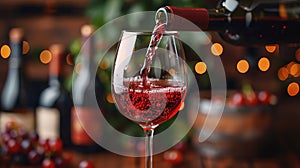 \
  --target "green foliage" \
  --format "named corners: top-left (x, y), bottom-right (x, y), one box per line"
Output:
top-left (86, 0), bottom-right (206, 27)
